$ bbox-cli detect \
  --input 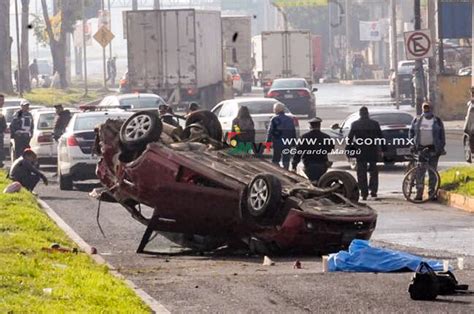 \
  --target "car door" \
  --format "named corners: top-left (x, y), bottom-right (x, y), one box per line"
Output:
top-left (218, 102), bottom-right (237, 133)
